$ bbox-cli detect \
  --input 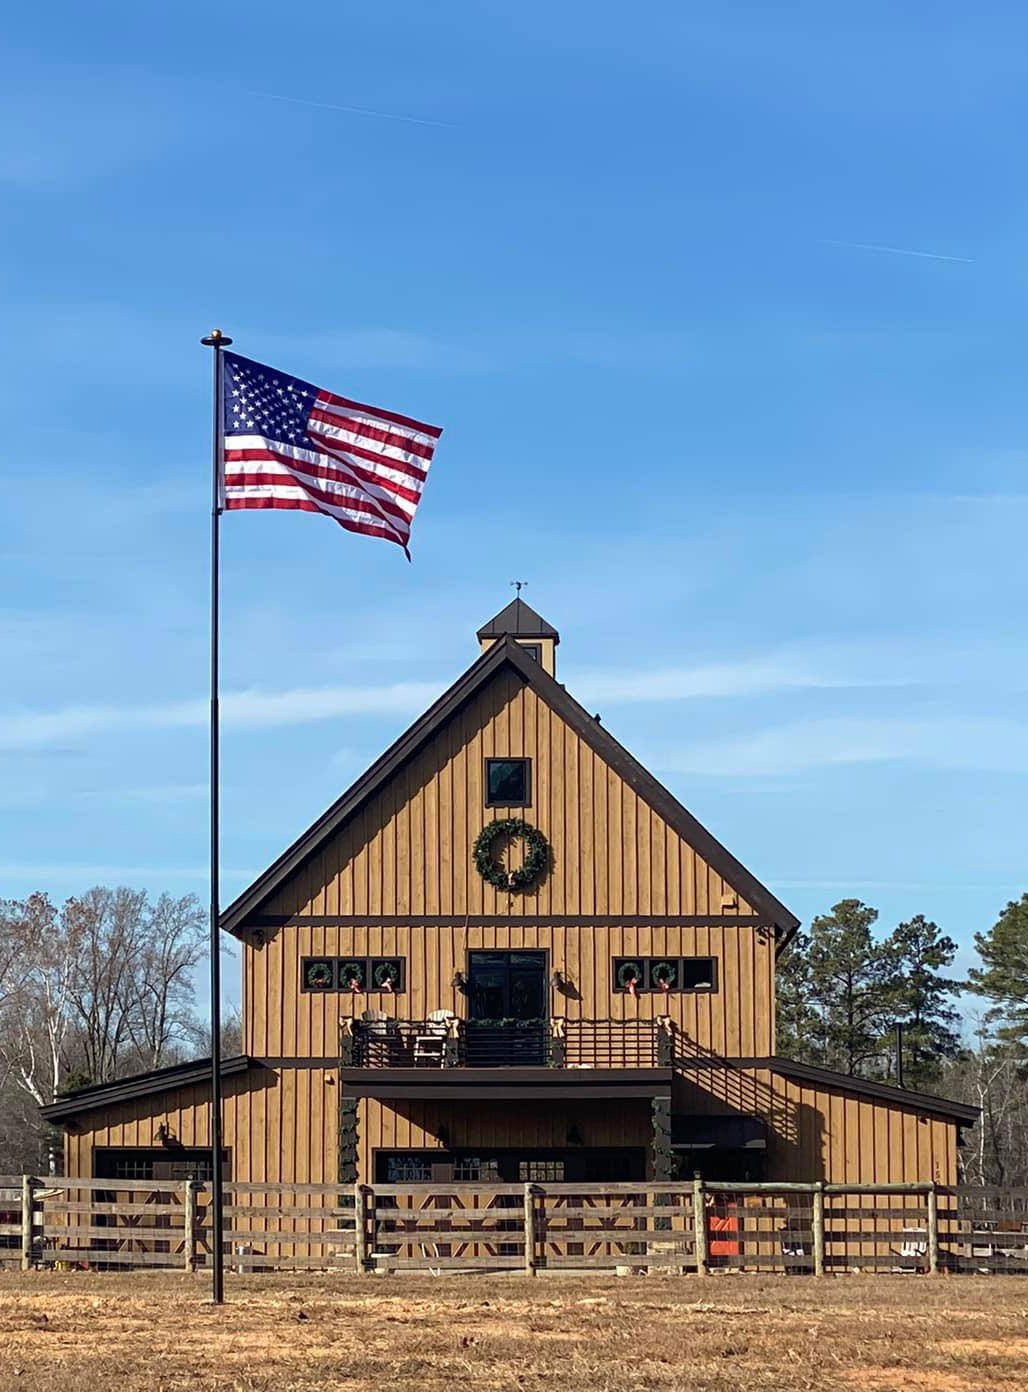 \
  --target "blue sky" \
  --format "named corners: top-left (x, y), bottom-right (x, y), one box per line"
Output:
top-left (3, 3), bottom-right (1027, 1014)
